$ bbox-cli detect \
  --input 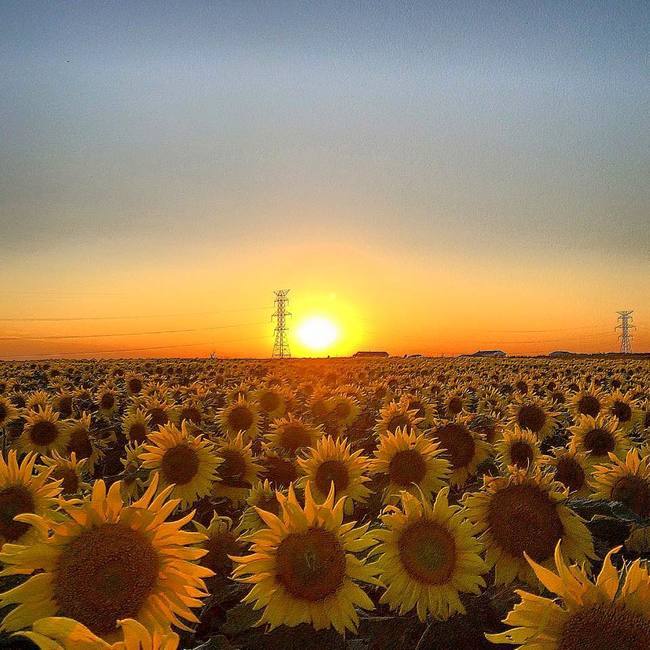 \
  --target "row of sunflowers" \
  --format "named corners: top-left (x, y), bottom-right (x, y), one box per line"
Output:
top-left (0, 357), bottom-right (648, 649)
